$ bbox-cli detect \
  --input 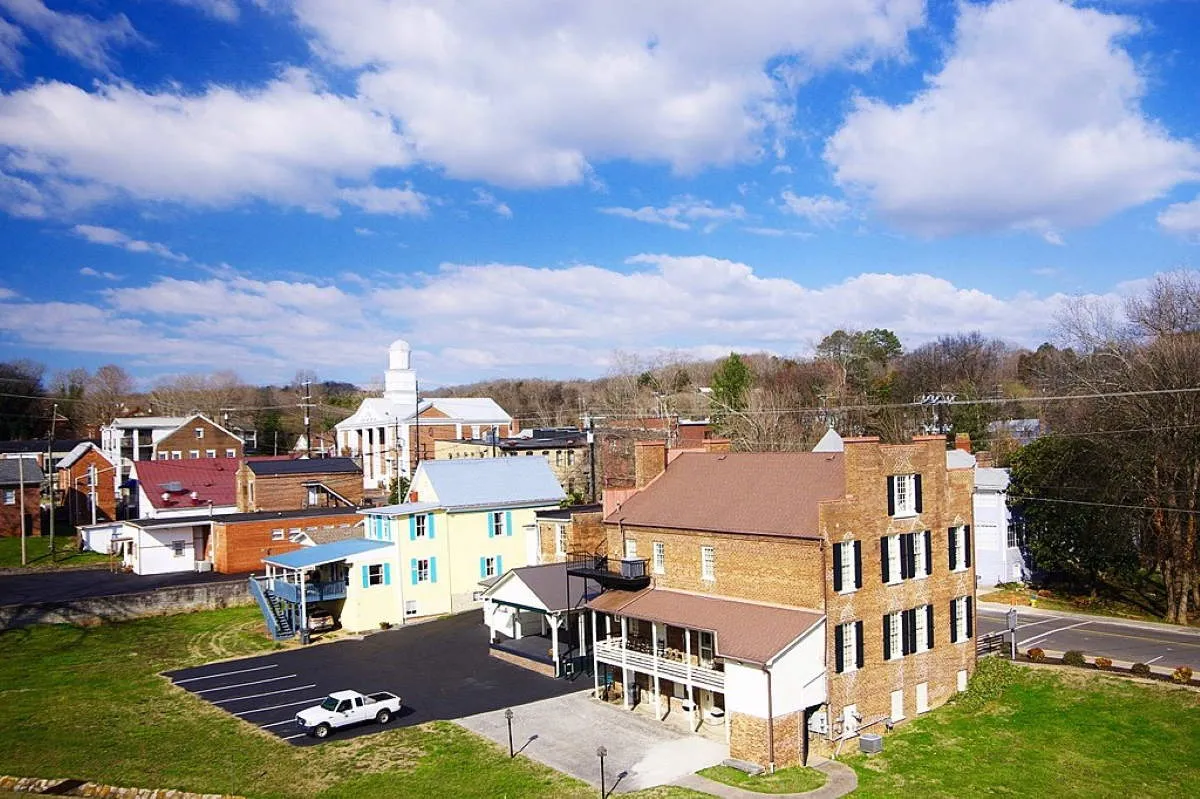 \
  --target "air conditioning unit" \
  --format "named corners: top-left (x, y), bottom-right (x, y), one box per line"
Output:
top-left (808, 710), bottom-right (828, 735)
top-left (194, 561), bottom-right (213, 572)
